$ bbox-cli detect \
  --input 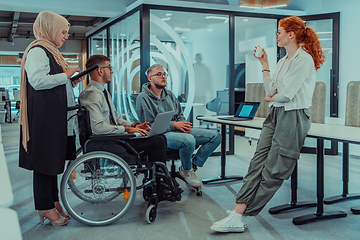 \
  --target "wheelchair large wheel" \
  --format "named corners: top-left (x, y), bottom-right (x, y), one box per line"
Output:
top-left (60, 151), bottom-right (136, 226)
top-left (66, 146), bottom-right (92, 202)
